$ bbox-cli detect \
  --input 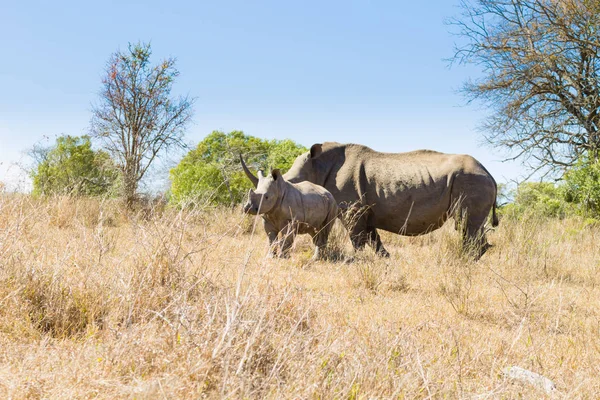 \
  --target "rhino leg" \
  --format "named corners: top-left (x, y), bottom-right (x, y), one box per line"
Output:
top-left (281, 233), bottom-right (295, 258)
top-left (311, 245), bottom-right (322, 261)
top-left (347, 224), bottom-right (389, 257)
top-left (264, 220), bottom-right (280, 258)
top-left (311, 226), bottom-right (331, 261)
top-left (279, 223), bottom-right (297, 258)
top-left (341, 203), bottom-right (390, 257)
top-left (362, 211), bottom-right (389, 257)
top-left (464, 222), bottom-right (489, 259)
top-left (341, 203), bottom-right (369, 250)
top-left (349, 227), bottom-right (369, 250)
top-left (451, 174), bottom-right (496, 259)
top-left (454, 207), bottom-right (490, 259)
top-left (368, 228), bottom-right (390, 257)
top-left (311, 237), bottom-right (323, 261)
